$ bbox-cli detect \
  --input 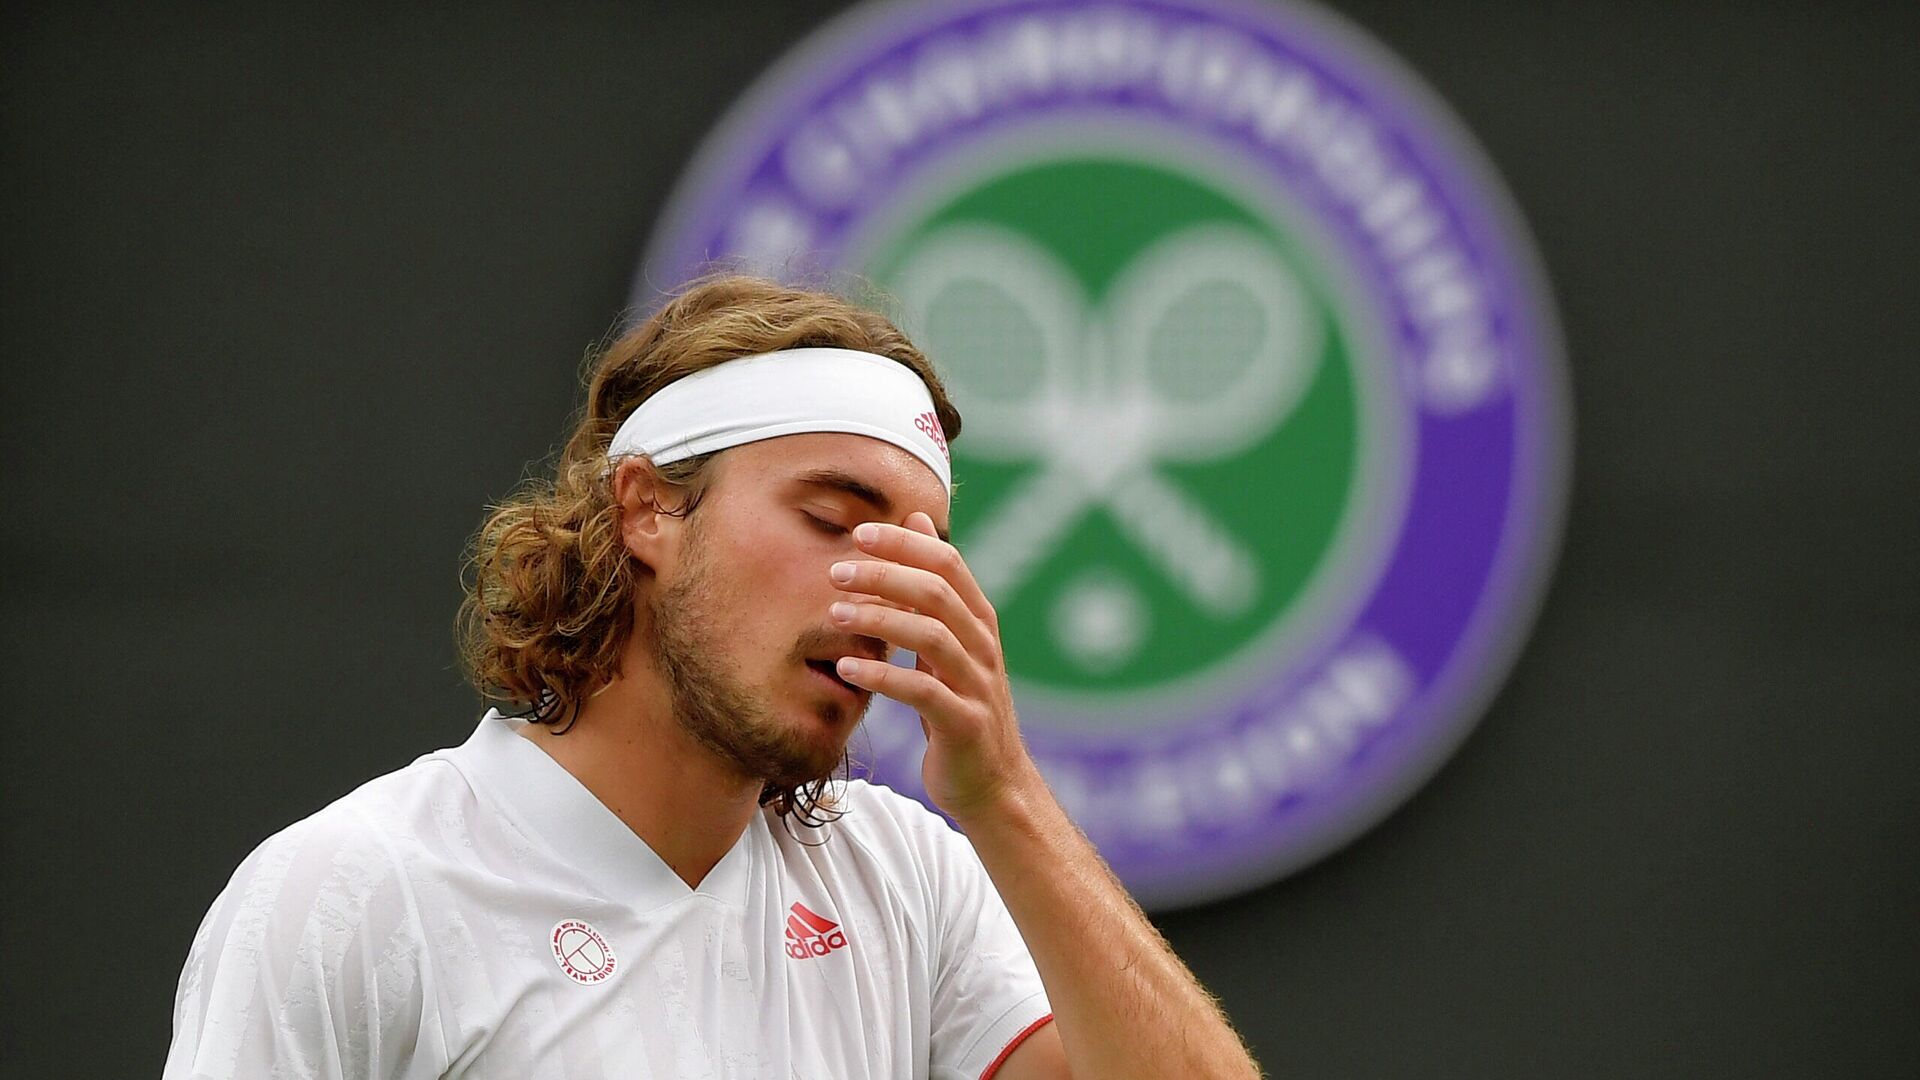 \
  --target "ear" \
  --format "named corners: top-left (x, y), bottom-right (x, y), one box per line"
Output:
top-left (611, 456), bottom-right (689, 574)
